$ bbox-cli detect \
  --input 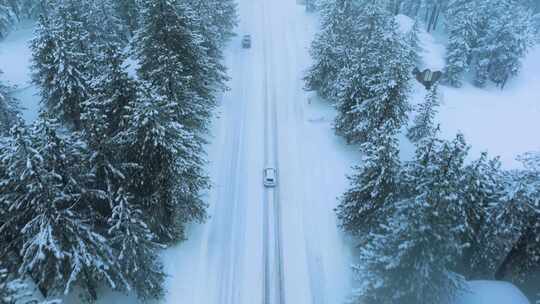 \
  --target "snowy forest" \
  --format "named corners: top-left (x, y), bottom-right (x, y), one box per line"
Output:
top-left (306, 0), bottom-right (540, 303)
top-left (1, 0), bottom-right (540, 303)
top-left (0, 0), bottom-right (237, 302)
